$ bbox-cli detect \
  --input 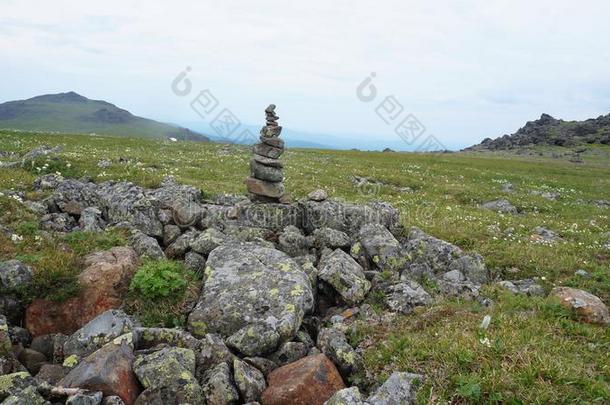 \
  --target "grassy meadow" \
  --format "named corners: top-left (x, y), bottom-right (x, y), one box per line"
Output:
top-left (1, 130), bottom-right (609, 404)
